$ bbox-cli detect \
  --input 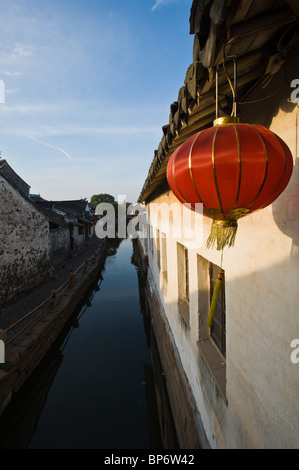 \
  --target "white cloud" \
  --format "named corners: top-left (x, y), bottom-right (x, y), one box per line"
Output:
top-left (3, 124), bottom-right (161, 138)
top-left (152, 0), bottom-right (162, 10)
top-left (3, 71), bottom-right (22, 77)
top-left (28, 136), bottom-right (78, 173)
top-left (5, 88), bottom-right (20, 94)
top-left (11, 42), bottom-right (35, 59)
top-left (151, 0), bottom-right (180, 11)
top-left (0, 102), bottom-right (69, 114)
